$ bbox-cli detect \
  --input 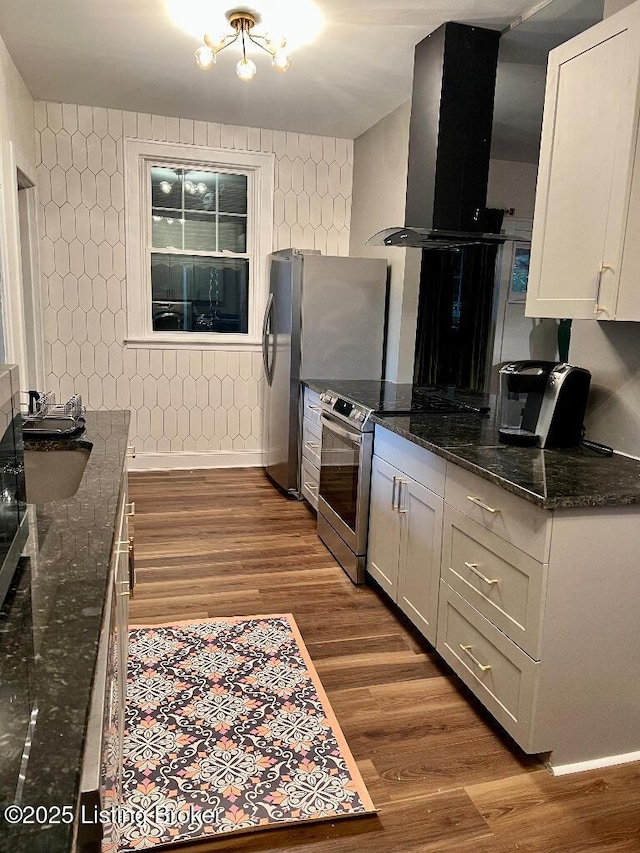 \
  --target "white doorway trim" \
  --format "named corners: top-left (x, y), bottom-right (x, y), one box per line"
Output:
top-left (17, 168), bottom-right (45, 390)
top-left (0, 139), bottom-right (44, 389)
